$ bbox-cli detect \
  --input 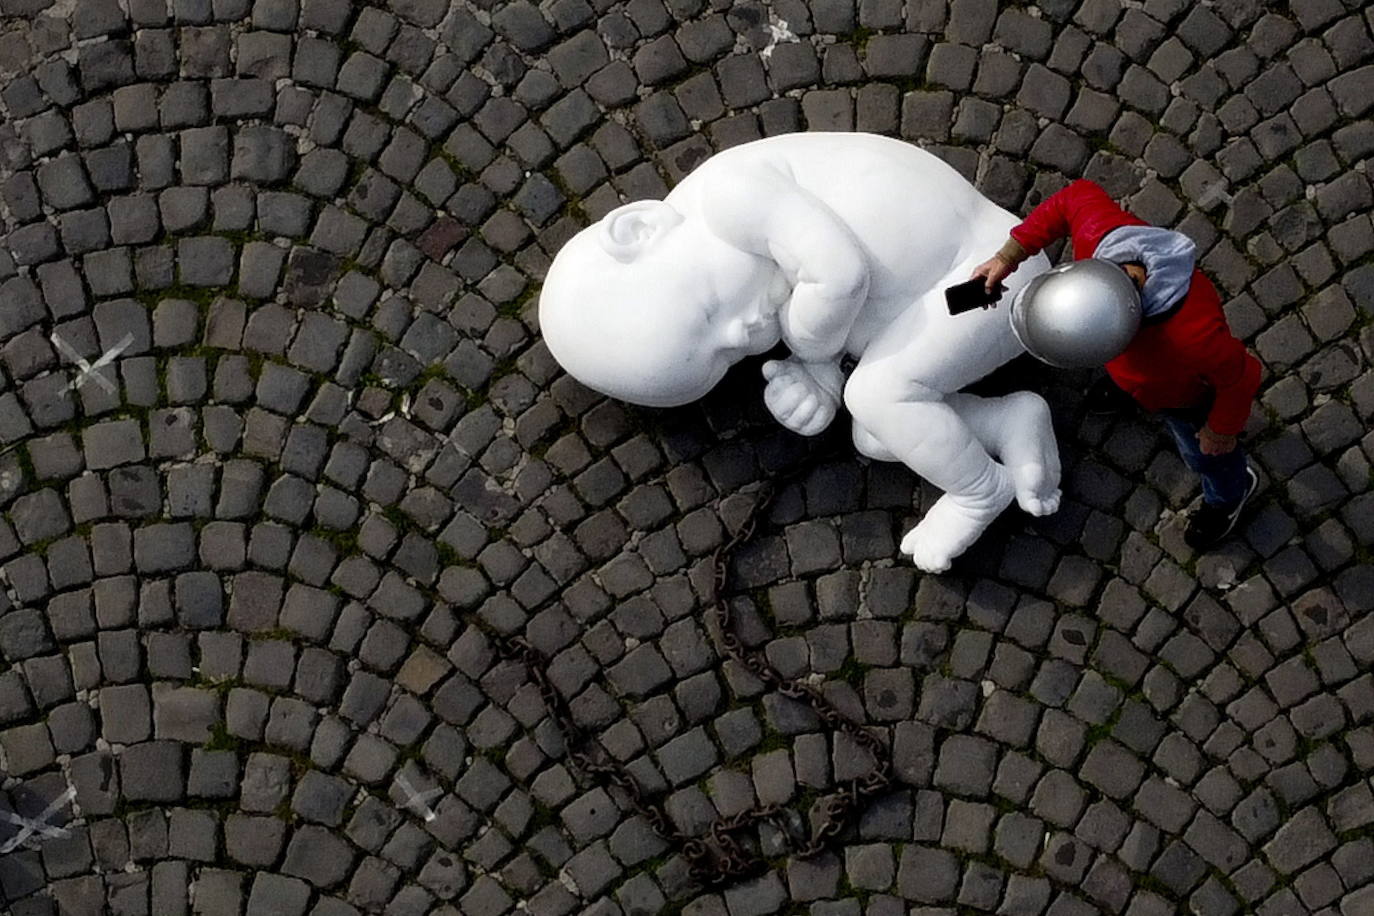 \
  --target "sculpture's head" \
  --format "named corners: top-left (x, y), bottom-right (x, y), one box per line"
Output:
top-left (539, 200), bottom-right (786, 407)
